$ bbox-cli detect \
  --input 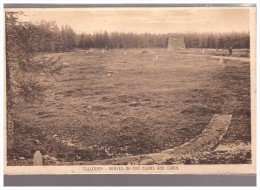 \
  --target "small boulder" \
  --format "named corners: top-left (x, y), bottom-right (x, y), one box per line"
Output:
top-left (129, 102), bottom-right (140, 107)
top-left (140, 158), bottom-right (154, 165)
top-left (49, 157), bottom-right (58, 162)
top-left (42, 155), bottom-right (50, 160)
top-left (53, 134), bottom-right (58, 138)
top-left (54, 161), bottom-right (60, 165)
